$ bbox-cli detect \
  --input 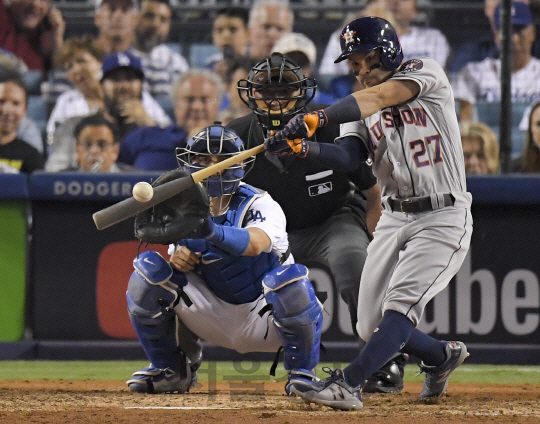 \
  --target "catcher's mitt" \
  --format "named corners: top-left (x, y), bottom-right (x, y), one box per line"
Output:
top-left (134, 169), bottom-right (210, 245)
